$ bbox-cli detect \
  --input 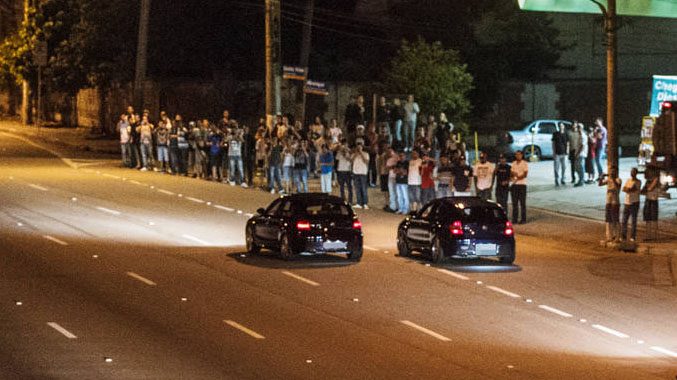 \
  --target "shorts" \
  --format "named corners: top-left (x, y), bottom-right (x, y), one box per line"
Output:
top-left (408, 185), bottom-right (421, 204)
top-left (605, 203), bottom-right (620, 223)
top-left (643, 200), bottom-right (659, 221)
